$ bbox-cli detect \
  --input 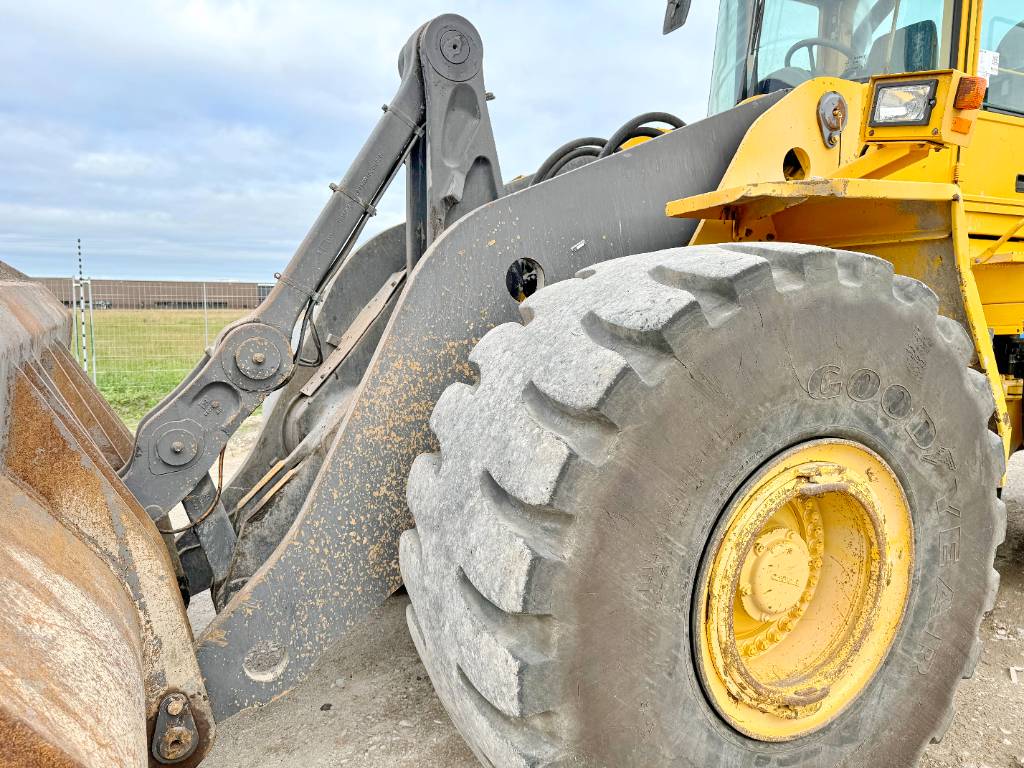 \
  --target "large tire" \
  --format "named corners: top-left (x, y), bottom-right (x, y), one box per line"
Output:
top-left (399, 243), bottom-right (1006, 767)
